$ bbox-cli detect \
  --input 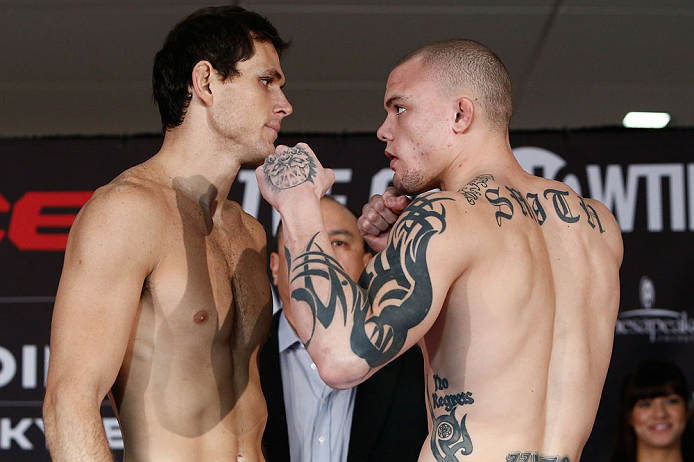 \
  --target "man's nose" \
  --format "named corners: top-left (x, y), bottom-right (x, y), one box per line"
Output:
top-left (377, 117), bottom-right (391, 141)
top-left (277, 91), bottom-right (293, 117)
